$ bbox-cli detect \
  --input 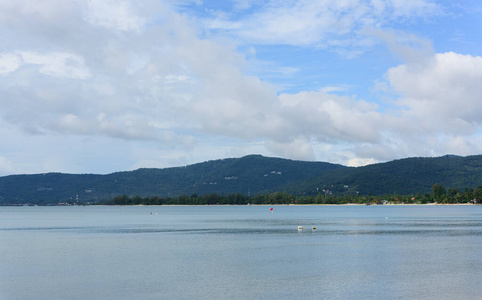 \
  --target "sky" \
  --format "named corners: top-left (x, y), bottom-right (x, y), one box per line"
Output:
top-left (1, 0), bottom-right (482, 175)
